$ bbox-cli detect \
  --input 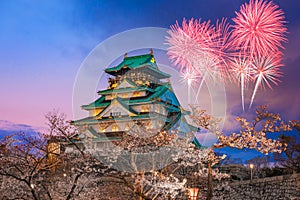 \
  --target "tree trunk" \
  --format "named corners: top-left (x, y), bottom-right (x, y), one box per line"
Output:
top-left (207, 155), bottom-right (213, 200)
